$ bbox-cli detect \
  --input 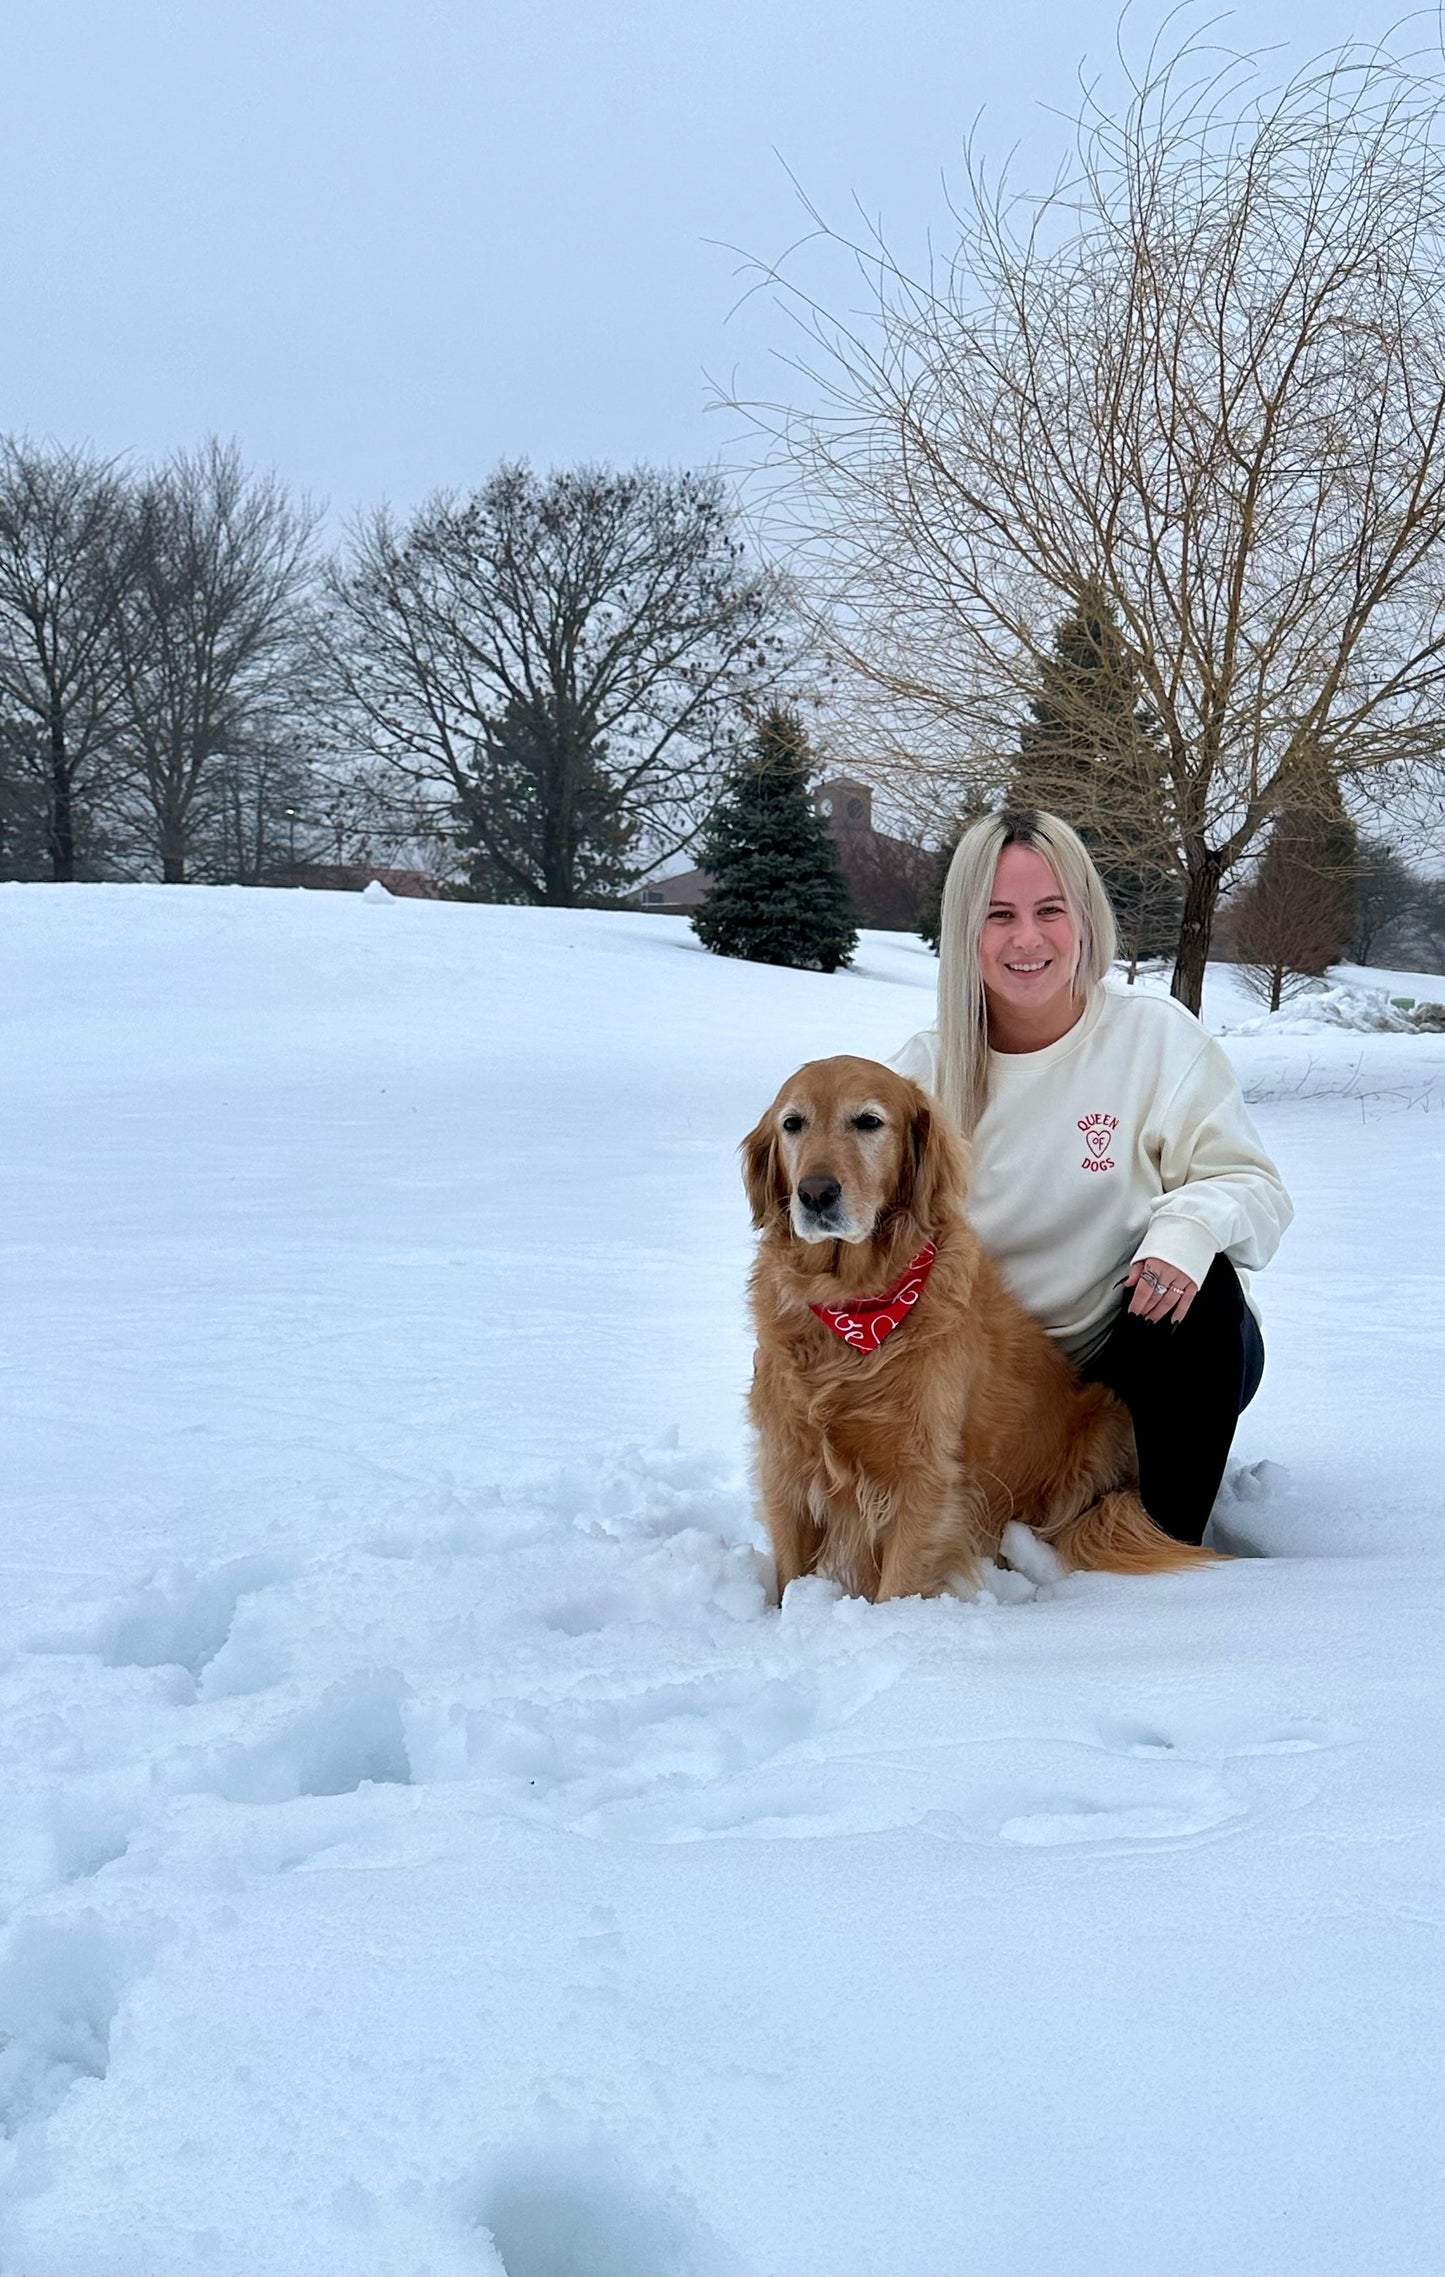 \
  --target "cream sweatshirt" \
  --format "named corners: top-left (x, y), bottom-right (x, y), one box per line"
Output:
top-left (892, 985), bottom-right (1293, 1361)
